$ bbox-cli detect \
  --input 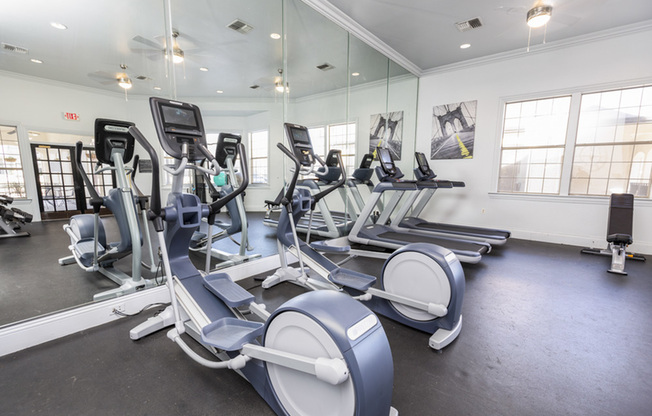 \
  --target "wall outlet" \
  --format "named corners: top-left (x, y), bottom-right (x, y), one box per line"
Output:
top-left (112, 304), bottom-right (126, 315)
